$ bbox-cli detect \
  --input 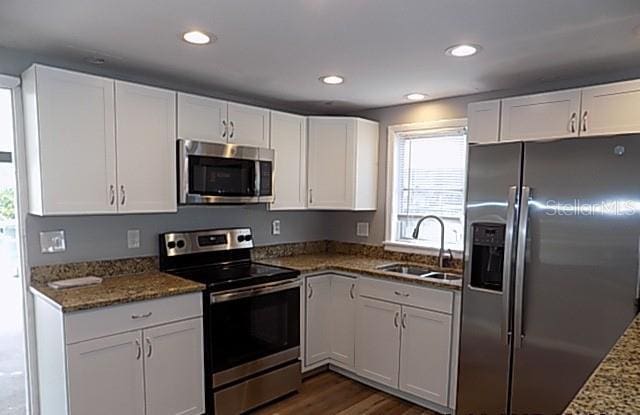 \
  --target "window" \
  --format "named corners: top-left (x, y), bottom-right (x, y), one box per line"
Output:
top-left (386, 120), bottom-right (467, 252)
